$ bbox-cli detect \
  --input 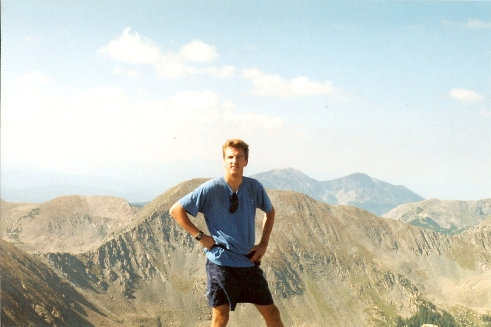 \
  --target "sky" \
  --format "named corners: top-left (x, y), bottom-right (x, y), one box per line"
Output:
top-left (1, 0), bottom-right (490, 203)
